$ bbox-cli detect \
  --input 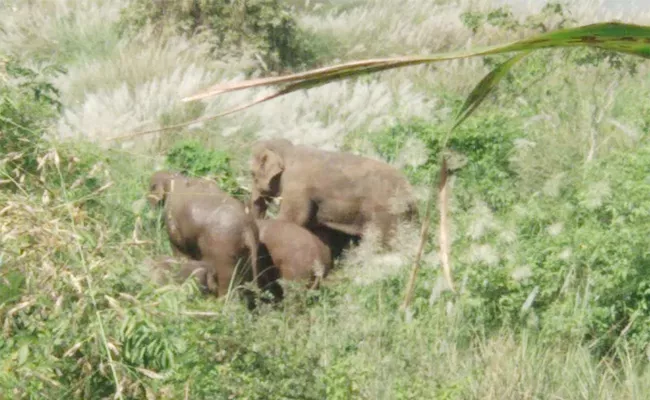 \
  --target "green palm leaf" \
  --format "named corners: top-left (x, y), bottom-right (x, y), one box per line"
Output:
top-left (108, 22), bottom-right (650, 142)
top-left (452, 51), bottom-right (531, 131)
top-left (183, 21), bottom-right (650, 130)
